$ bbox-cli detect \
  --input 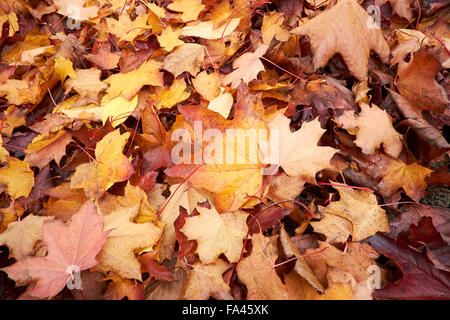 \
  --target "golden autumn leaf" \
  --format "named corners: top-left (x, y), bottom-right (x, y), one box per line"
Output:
top-left (157, 26), bottom-right (184, 52)
top-left (0, 0), bottom-right (446, 302)
top-left (376, 159), bottom-right (433, 202)
top-left (0, 157), bottom-right (35, 199)
top-left (236, 233), bottom-right (289, 300)
top-left (24, 129), bottom-right (72, 169)
top-left (314, 185), bottom-right (390, 241)
top-left (163, 43), bottom-right (205, 77)
top-left (65, 68), bottom-right (108, 104)
top-left (96, 204), bottom-right (162, 280)
top-left (158, 183), bottom-right (207, 261)
top-left (106, 13), bottom-right (150, 43)
top-left (53, 56), bottom-right (76, 81)
top-left (70, 130), bottom-right (133, 199)
top-left (167, 0), bottom-right (205, 22)
top-left (261, 11), bottom-right (289, 45)
top-left (181, 206), bottom-right (248, 263)
top-left (337, 103), bottom-right (403, 158)
top-left (104, 59), bottom-right (164, 100)
top-left (180, 260), bottom-right (233, 300)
